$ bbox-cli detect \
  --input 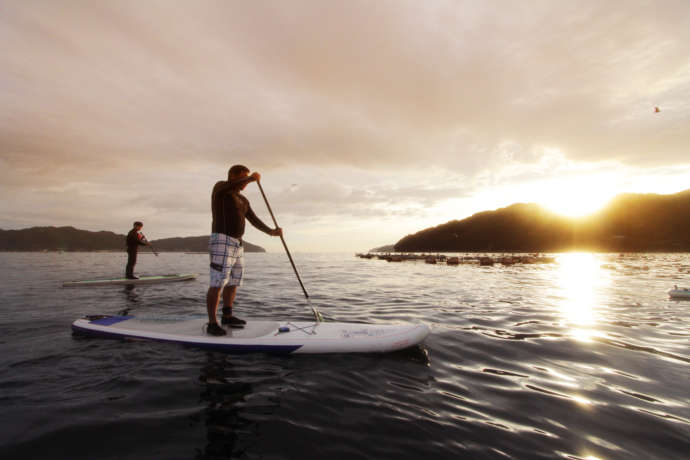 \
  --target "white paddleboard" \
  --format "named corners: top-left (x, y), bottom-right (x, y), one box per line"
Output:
top-left (63, 273), bottom-right (198, 287)
top-left (71, 315), bottom-right (430, 354)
